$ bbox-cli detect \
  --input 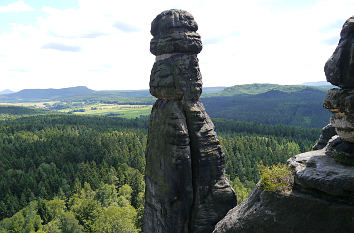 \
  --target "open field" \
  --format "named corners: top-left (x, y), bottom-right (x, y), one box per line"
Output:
top-left (0, 101), bottom-right (58, 108)
top-left (0, 102), bottom-right (152, 119)
top-left (58, 103), bottom-right (152, 118)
